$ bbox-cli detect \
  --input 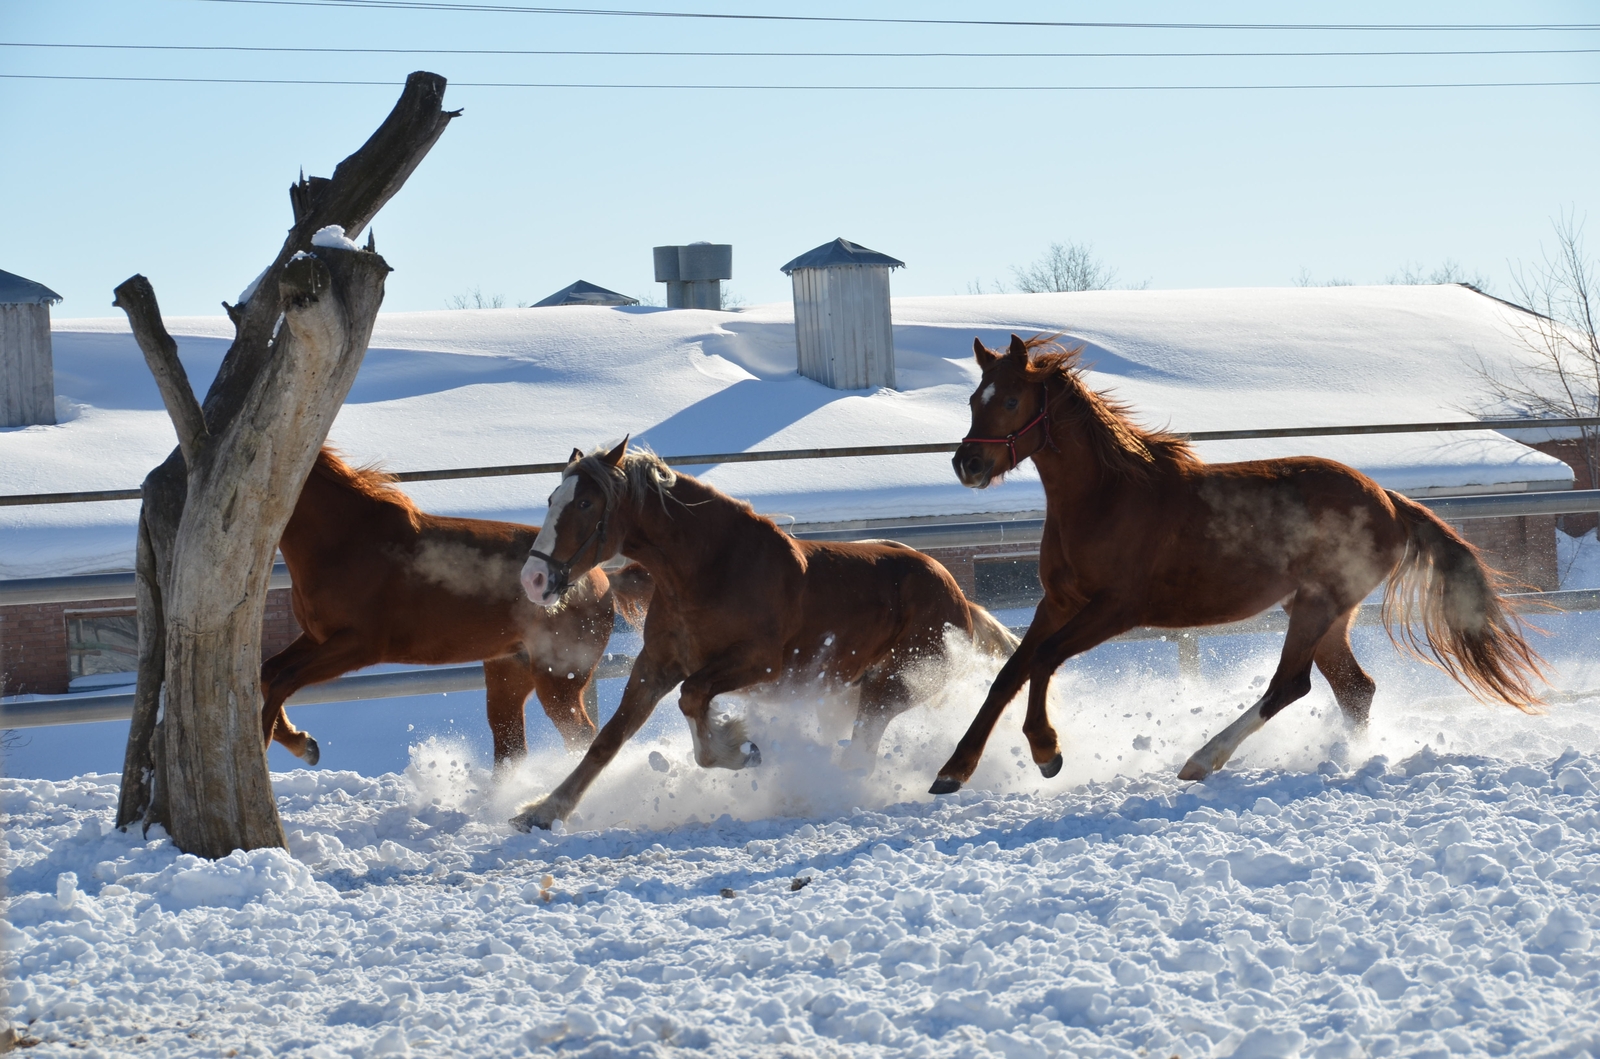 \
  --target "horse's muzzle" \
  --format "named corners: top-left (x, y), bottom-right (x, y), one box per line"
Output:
top-left (520, 555), bottom-right (562, 608)
top-left (953, 446), bottom-right (994, 489)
